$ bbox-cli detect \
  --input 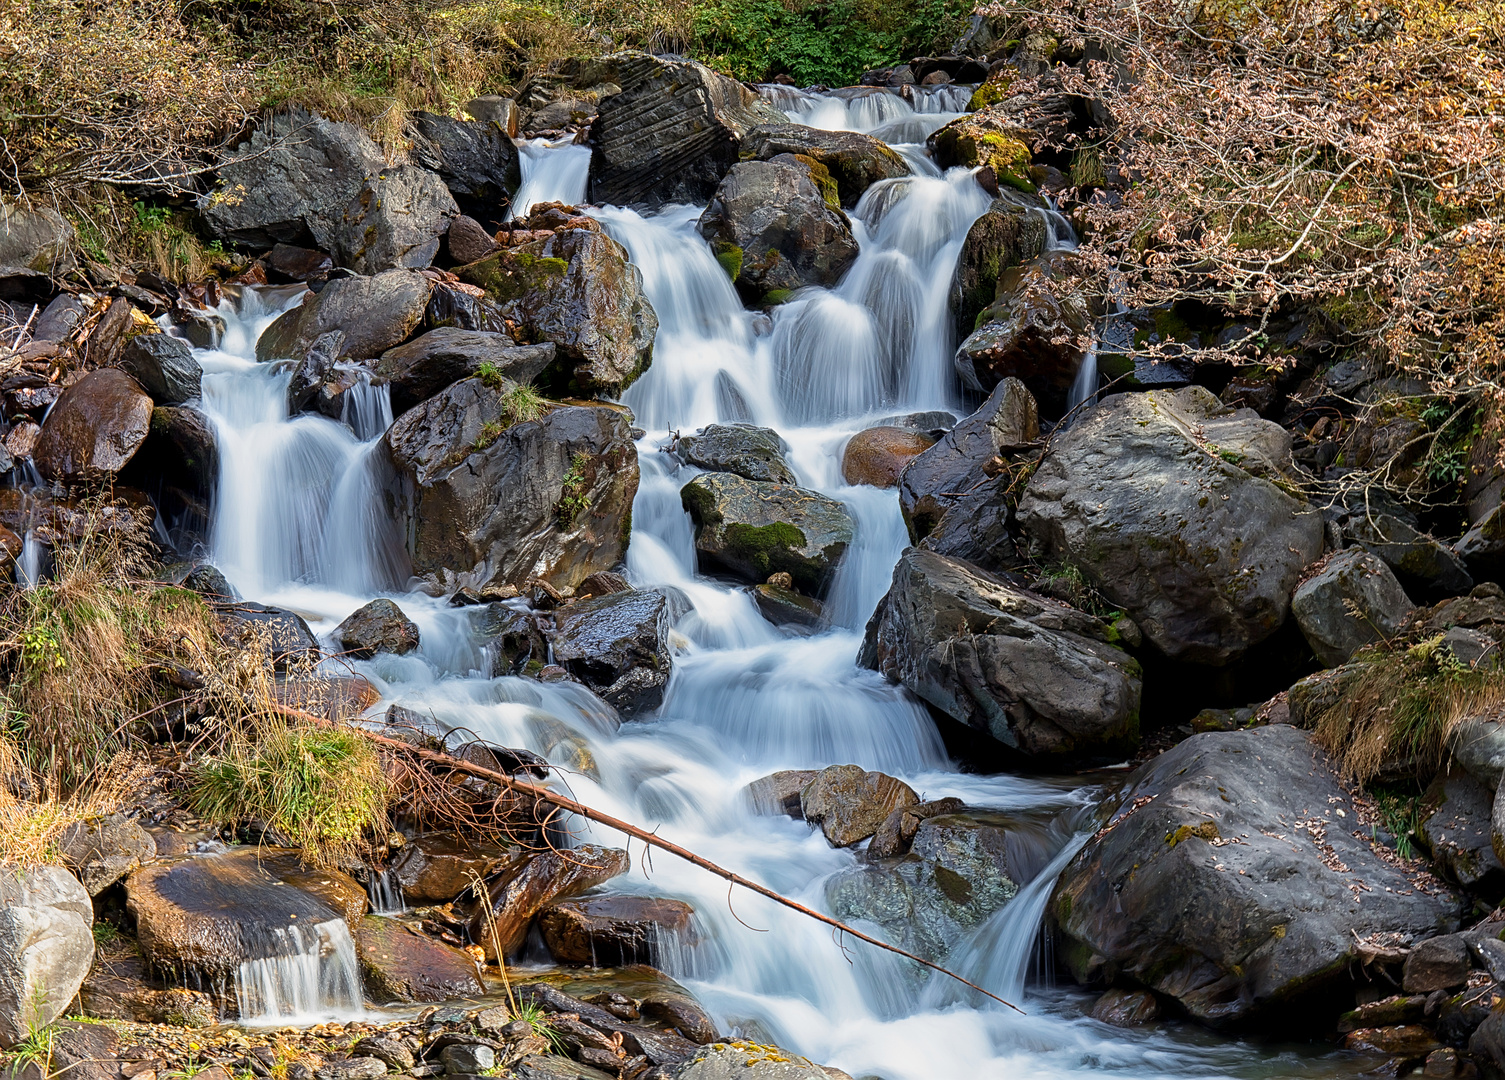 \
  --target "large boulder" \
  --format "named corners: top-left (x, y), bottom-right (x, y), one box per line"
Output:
top-left (0, 866), bottom-right (94, 1049)
top-left (861, 548), bottom-right (1141, 760)
top-left (539, 896), bottom-right (696, 966)
top-left (825, 813), bottom-right (1019, 967)
top-left (1418, 770), bottom-right (1504, 895)
top-left (386, 378), bottom-right (639, 593)
top-left (1051, 725), bottom-right (1459, 1028)
top-left (0, 200), bottom-right (77, 274)
top-left (673, 424), bottom-right (794, 483)
top-left (739, 124), bottom-right (910, 207)
top-left (199, 109), bottom-right (386, 250)
top-left (550, 589), bottom-right (673, 714)
top-left (335, 597), bottom-right (421, 658)
top-left (926, 114), bottom-right (1035, 191)
top-left (951, 194), bottom-right (1049, 340)
top-left (680, 472), bottom-right (853, 593)
top-left (671, 1043), bottom-right (838, 1079)
top-left (800, 764), bottom-right (918, 847)
top-left (215, 600), bottom-right (320, 669)
top-left (405, 111), bottom-right (521, 208)
top-left (1291, 548), bottom-right (1414, 667)
top-left (589, 52), bottom-right (787, 207)
top-left (119, 332), bottom-right (202, 406)
top-left (256, 269), bottom-right (432, 364)
top-left (357, 915), bottom-right (486, 1002)
top-left (57, 814), bottom-right (157, 895)
top-left (459, 845), bottom-right (630, 960)
top-left (325, 165), bottom-right (458, 274)
top-left (1017, 387), bottom-right (1325, 664)
top-left (373, 328), bottom-right (554, 414)
top-left (459, 228), bottom-right (656, 396)
top-left (697, 161), bottom-right (858, 301)
top-left (33, 369), bottom-right (154, 482)
top-left (897, 376), bottom-right (1038, 572)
